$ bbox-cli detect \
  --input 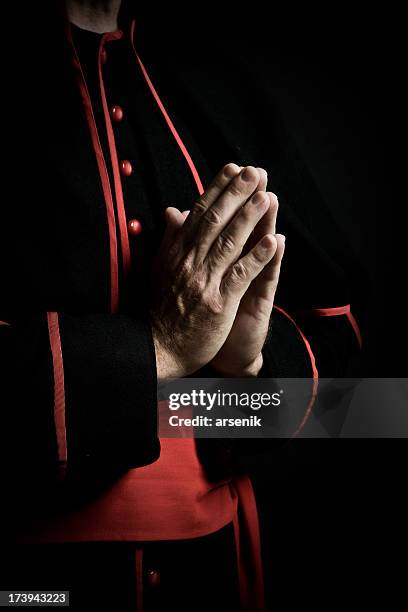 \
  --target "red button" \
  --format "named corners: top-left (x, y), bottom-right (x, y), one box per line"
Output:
top-left (128, 219), bottom-right (142, 236)
top-left (101, 48), bottom-right (108, 65)
top-left (110, 105), bottom-right (123, 122)
top-left (146, 570), bottom-right (160, 589)
top-left (120, 160), bottom-right (133, 177)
